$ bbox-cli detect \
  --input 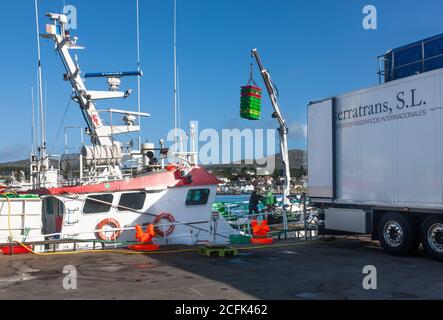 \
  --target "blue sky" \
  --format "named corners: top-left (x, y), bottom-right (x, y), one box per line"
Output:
top-left (0, 0), bottom-right (442, 162)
